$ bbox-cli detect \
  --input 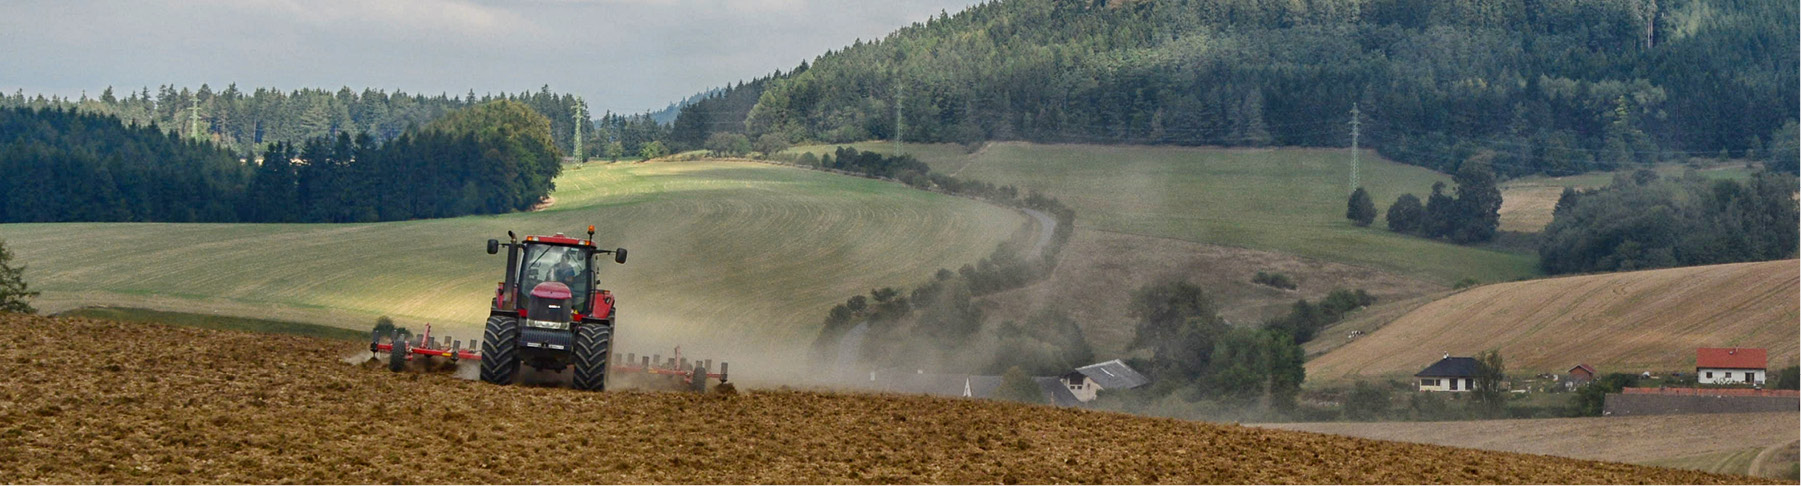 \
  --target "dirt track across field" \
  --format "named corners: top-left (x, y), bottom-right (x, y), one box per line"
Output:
top-left (0, 314), bottom-right (1773, 484)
